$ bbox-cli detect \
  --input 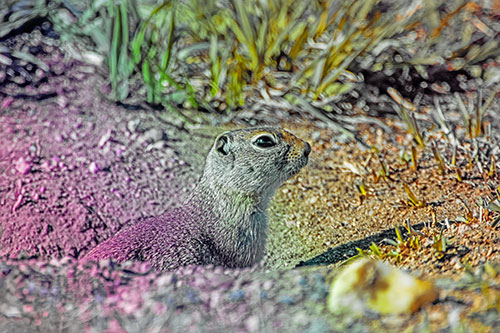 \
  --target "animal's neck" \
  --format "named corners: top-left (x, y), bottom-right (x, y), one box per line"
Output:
top-left (189, 177), bottom-right (272, 267)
